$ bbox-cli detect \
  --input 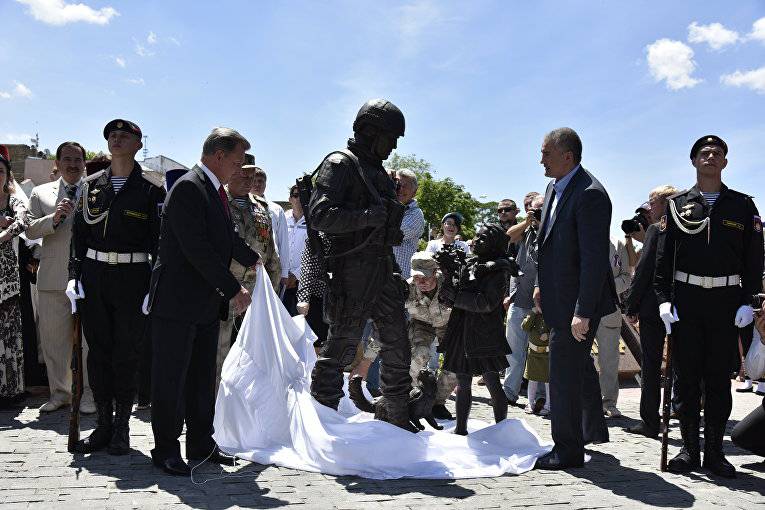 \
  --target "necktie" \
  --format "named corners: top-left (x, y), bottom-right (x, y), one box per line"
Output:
top-left (218, 185), bottom-right (230, 218)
